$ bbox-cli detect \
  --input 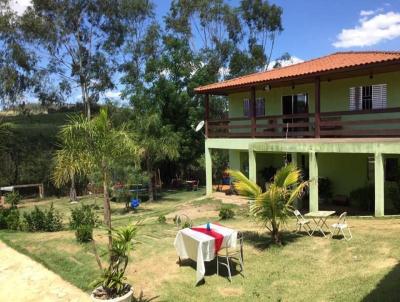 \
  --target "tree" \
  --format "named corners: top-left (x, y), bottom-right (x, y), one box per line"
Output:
top-left (229, 164), bottom-right (308, 244)
top-left (53, 108), bottom-right (139, 250)
top-left (18, 0), bottom-right (154, 119)
top-left (0, 0), bottom-right (36, 106)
